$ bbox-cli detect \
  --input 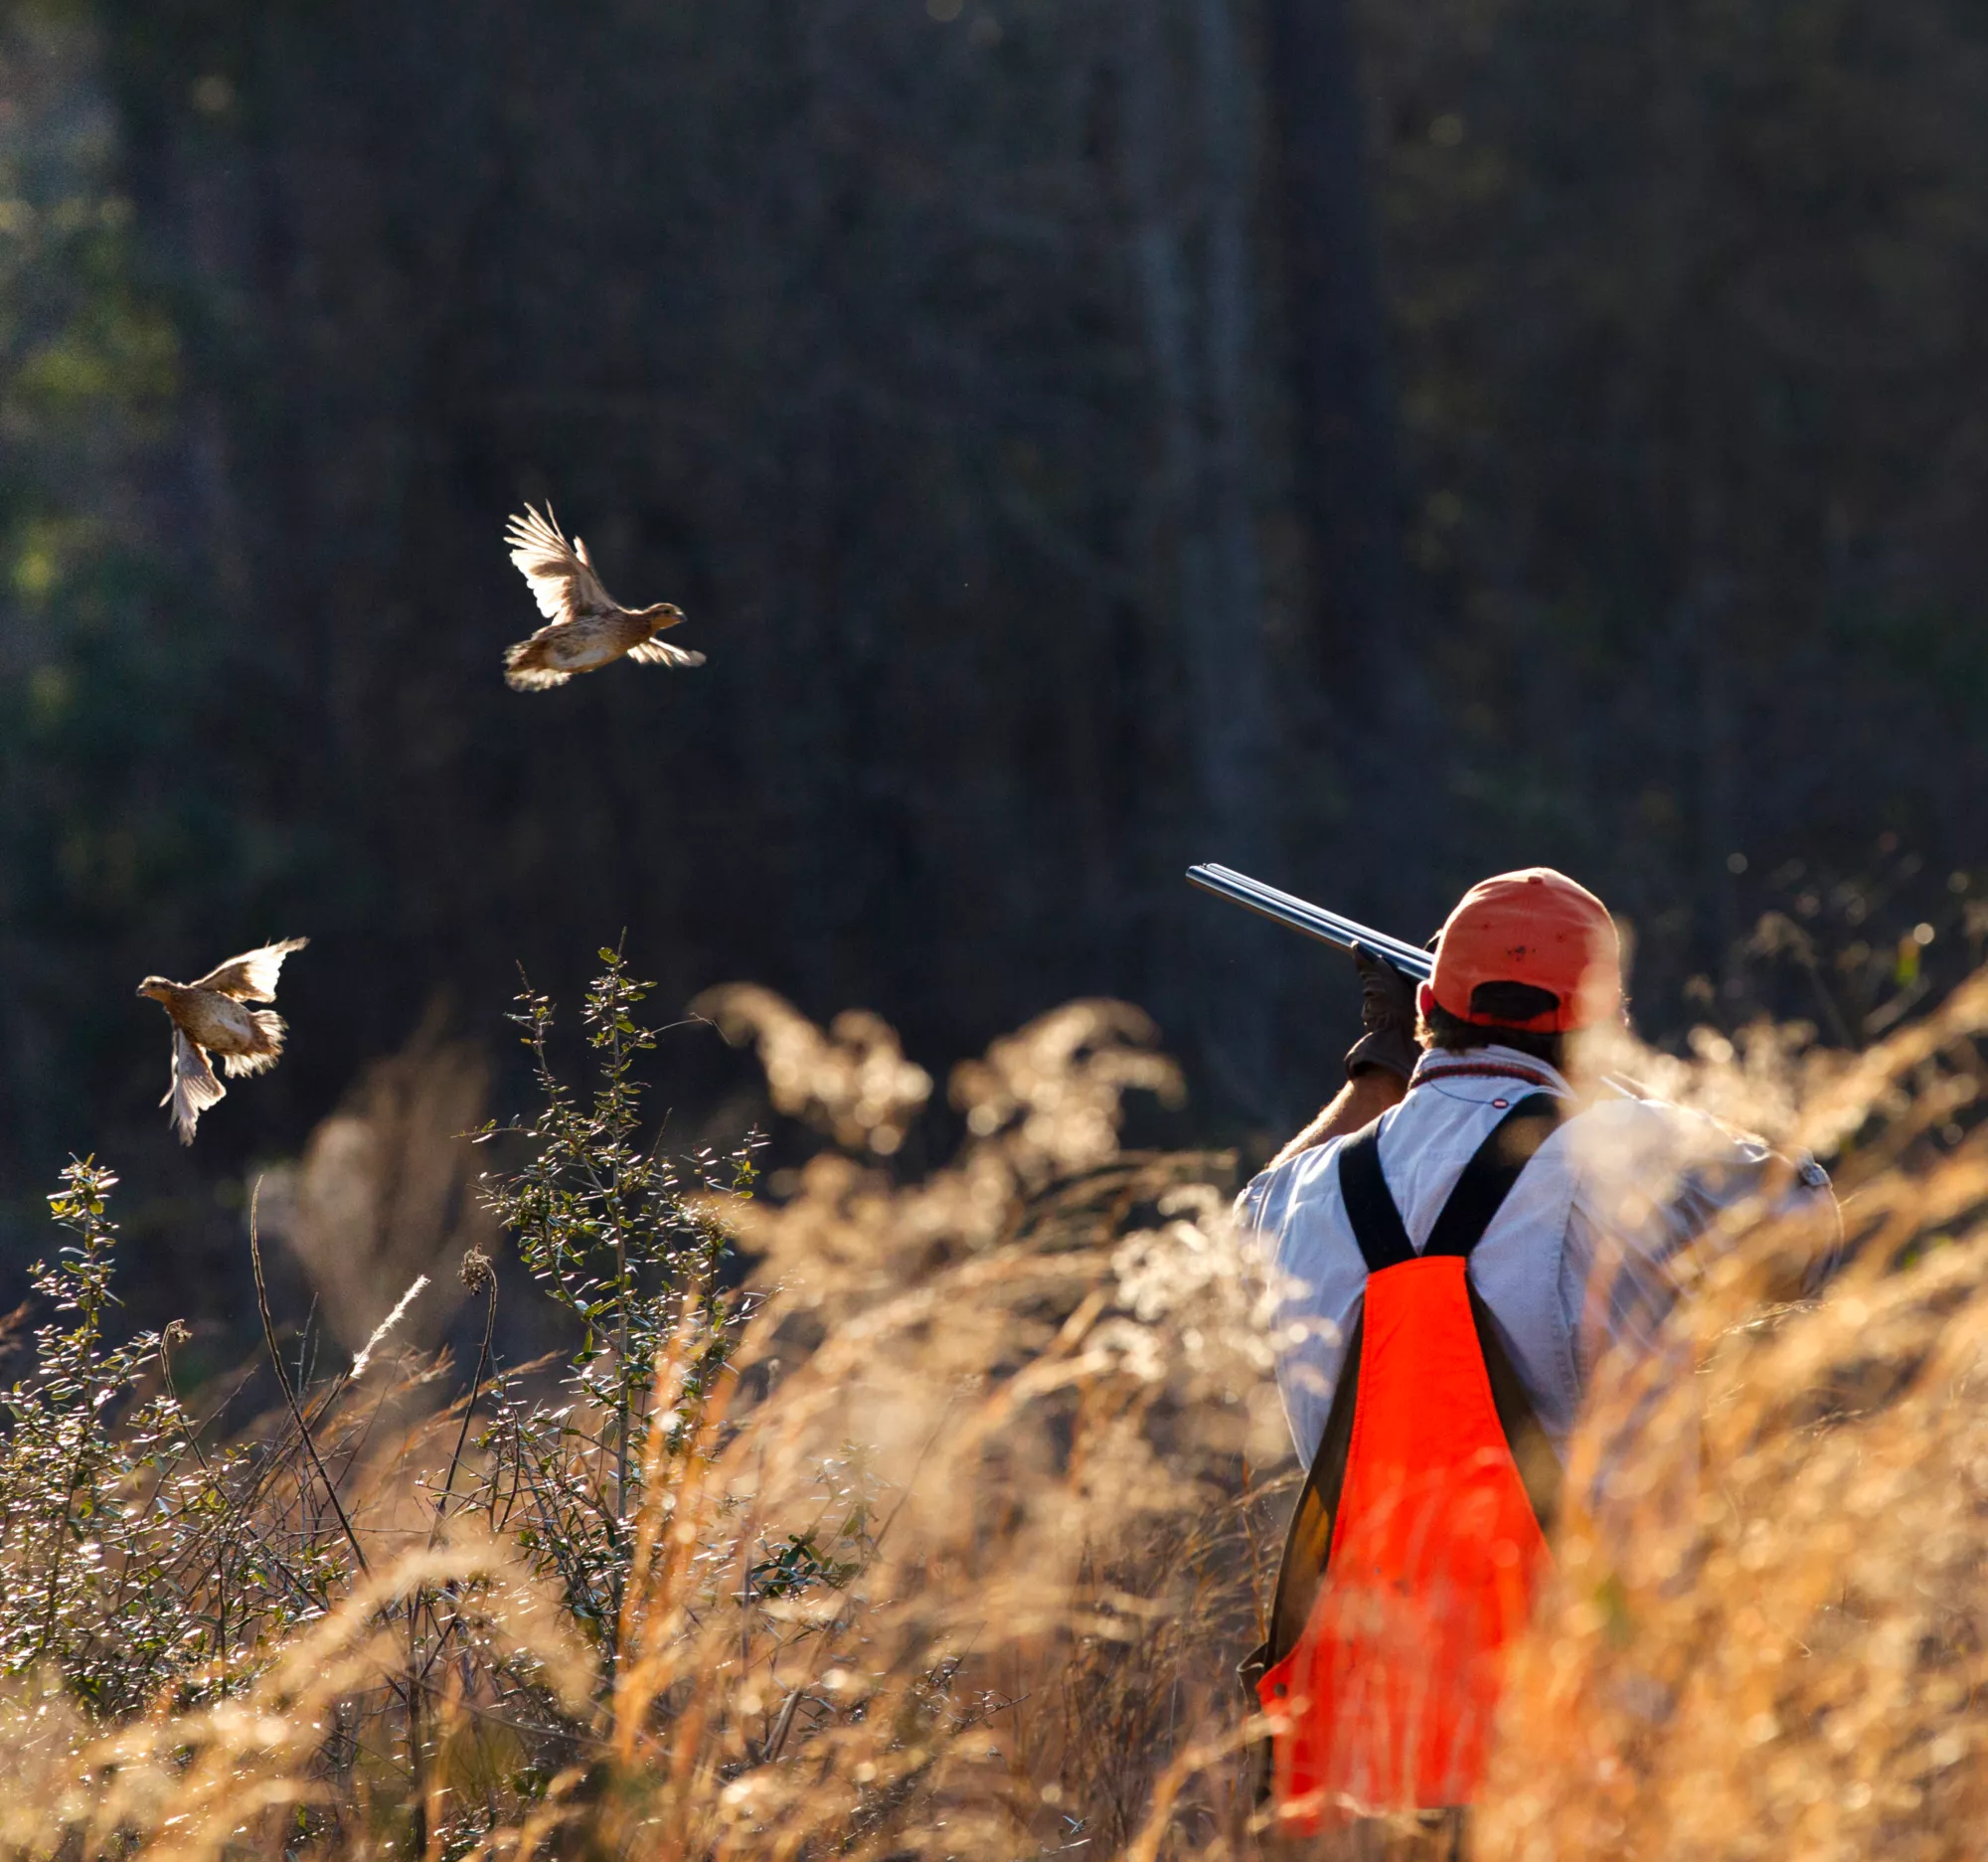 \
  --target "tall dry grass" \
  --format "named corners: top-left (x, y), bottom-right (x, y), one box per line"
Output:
top-left (0, 955), bottom-right (1985, 1860)
top-left (1481, 975), bottom-right (1988, 1859)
